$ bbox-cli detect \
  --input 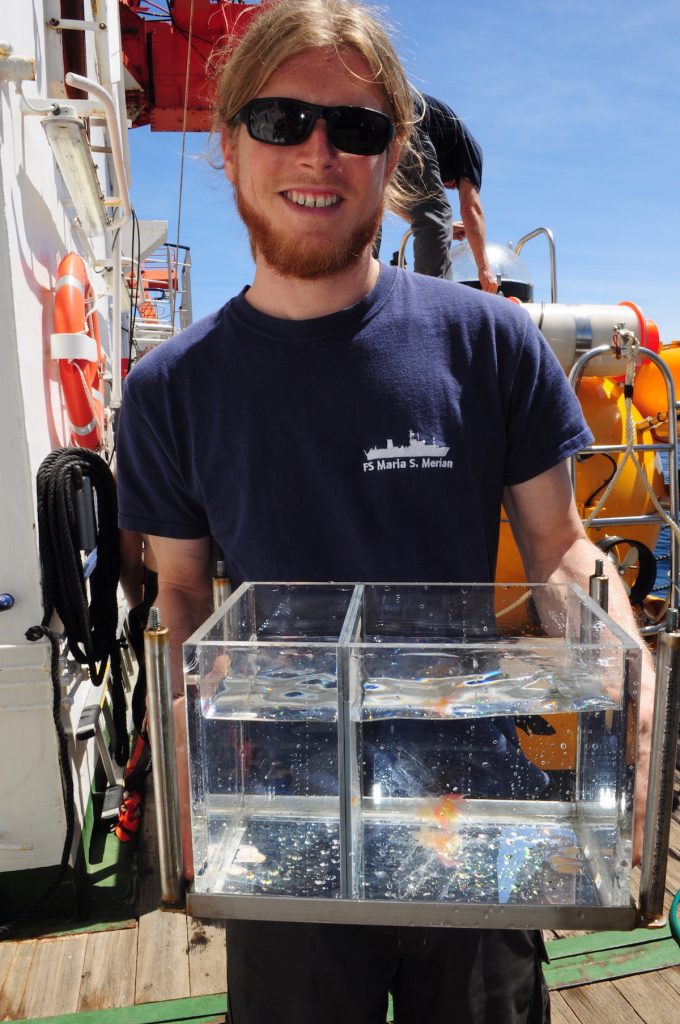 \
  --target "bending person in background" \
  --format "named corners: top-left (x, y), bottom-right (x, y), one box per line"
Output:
top-left (396, 90), bottom-right (498, 290)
